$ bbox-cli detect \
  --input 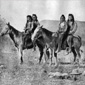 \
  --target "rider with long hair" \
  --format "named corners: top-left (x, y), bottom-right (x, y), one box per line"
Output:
top-left (31, 14), bottom-right (40, 33)
top-left (31, 14), bottom-right (40, 50)
top-left (56, 14), bottom-right (67, 53)
top-left (24, 15), bottom-right (33, 33)
top-left (23, 15), bottom-right (33, 47)
top-left (67, 14), bottom-right (77, 52)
